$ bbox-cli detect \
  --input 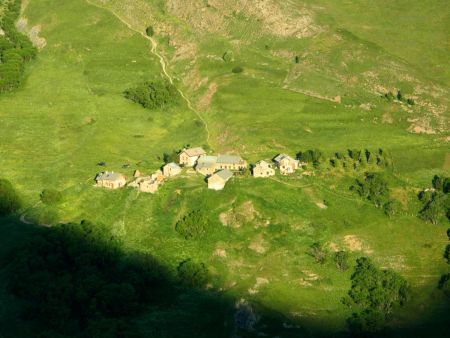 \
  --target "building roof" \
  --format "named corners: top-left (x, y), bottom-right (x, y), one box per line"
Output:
top-left (183, 147), bottom-right (206, 157)
top-left (197, 155), bottom-right (217, 164)
top-left (216, 154), bottom-right (244, 165)
top-left (165, 162), bottom-right (181, 170)
top-left (211, 169), bottom-right (233, 182)
top-left (255, 160), bottom-right (271, 167)
top-left (96, 171), bottom-right (125, 181)
top-left (273, 154), bottom-right (295, 162)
